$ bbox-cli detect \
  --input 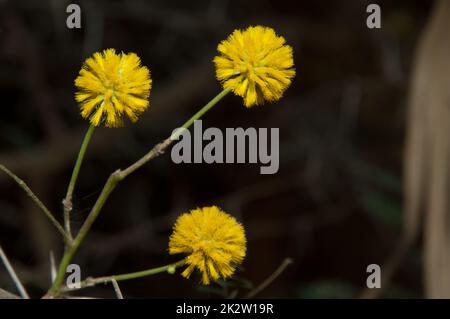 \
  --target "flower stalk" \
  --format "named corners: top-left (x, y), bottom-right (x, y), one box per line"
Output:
top-left (63, 124), bottom-right (95, 240)
top-left (61, 259), bottom-right (185, 293)
top-left (170, 88), bottom-right (231, 140)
